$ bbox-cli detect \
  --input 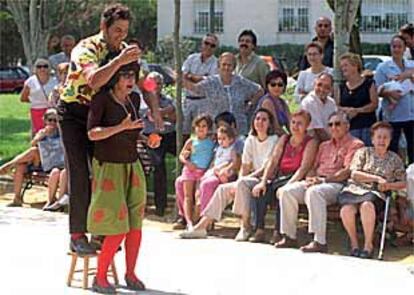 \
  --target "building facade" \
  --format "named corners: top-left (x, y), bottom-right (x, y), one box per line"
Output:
top-left (157, 0), bottom-right (414, 46)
